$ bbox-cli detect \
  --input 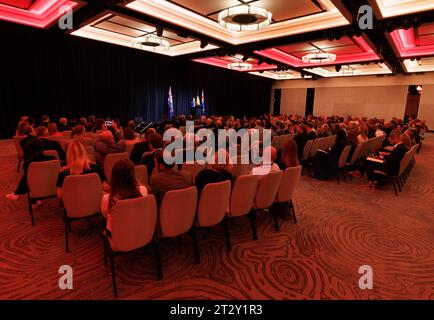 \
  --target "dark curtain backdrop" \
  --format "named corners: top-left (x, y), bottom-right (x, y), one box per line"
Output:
top-left (0, 23), bottom-right (272, 138)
